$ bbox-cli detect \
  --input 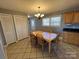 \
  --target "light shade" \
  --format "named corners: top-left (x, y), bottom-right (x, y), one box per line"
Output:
top-left (40, 14), bottom-right (44, 17)
top-left (34, 13), bottom-right (44, 18)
